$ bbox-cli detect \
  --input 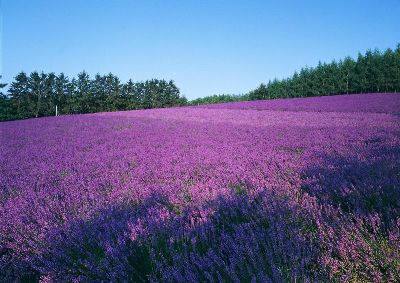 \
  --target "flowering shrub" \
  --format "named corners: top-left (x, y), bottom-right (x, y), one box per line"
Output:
top-left (1, 93), bottom-right (399, 282)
